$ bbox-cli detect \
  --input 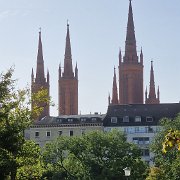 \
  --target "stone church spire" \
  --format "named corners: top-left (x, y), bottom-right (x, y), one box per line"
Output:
top-left (145, 61), bottom-right (160, 104)
top-left (111, 67), bottom-right (119, 105)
